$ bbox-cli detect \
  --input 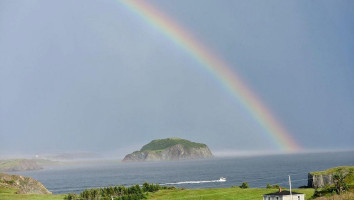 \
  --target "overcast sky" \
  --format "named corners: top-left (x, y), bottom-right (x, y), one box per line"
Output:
top-left (1, 0), bottom-right (353, 157)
